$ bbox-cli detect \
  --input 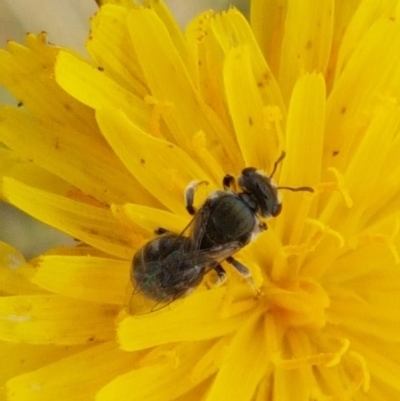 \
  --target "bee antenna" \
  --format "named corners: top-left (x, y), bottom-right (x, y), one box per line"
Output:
top-left (278, 185), bottom-right (314, 193)
top-left (270, 151), bottom-right (286, 178)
